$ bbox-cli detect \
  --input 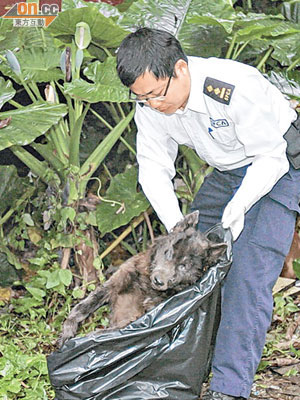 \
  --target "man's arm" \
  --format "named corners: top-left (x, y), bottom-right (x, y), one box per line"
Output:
top-left (222, 73), bottom-right (295, 239)
top-left (135, 106), bottom-right (183, 231)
